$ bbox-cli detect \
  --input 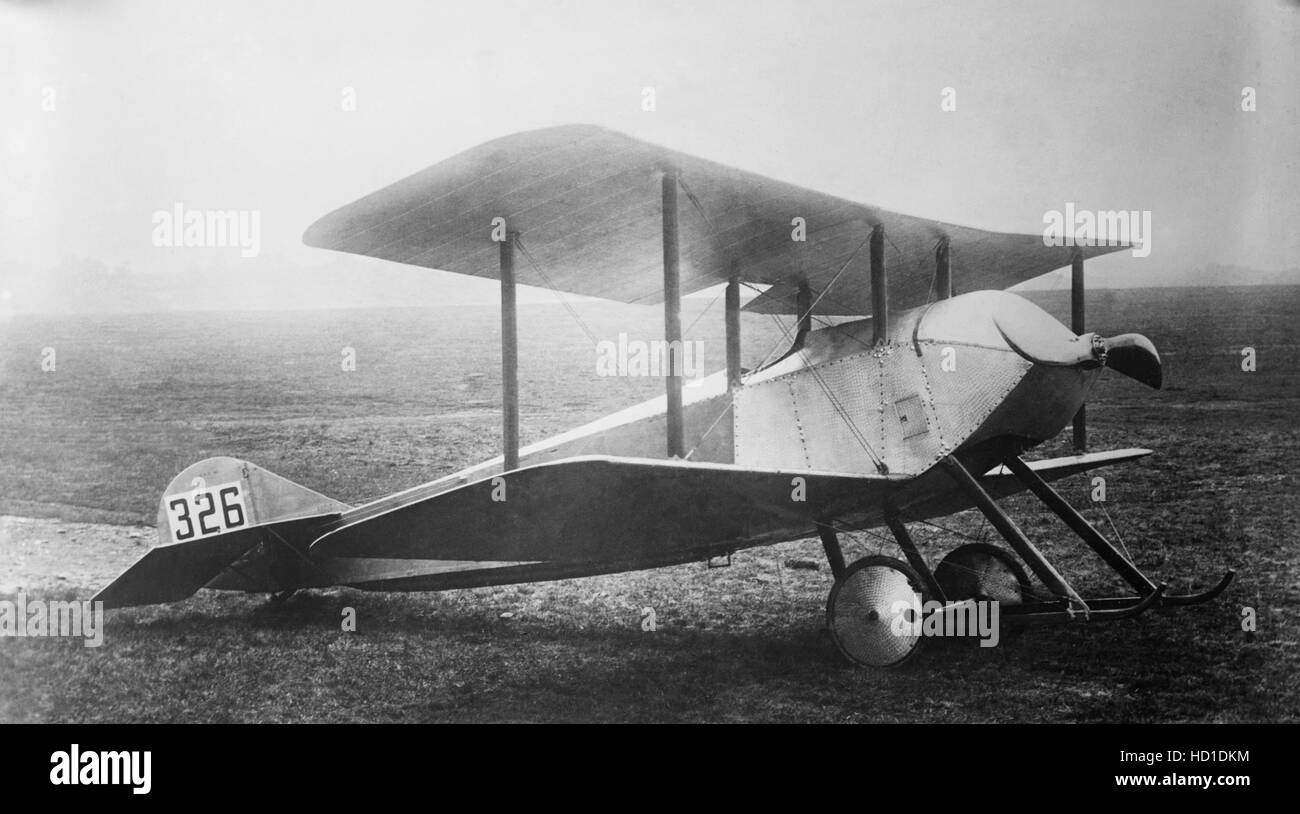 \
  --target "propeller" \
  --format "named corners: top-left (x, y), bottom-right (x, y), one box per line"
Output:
top-left (994, 318), bottom-right (1162, 389)
top-left (1099, 333), bottom-right (1162, 389)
